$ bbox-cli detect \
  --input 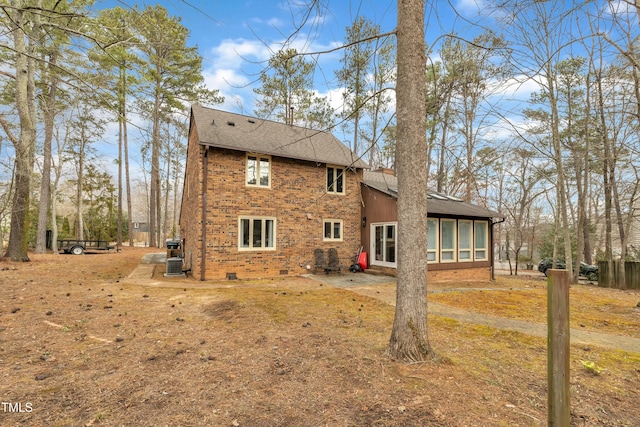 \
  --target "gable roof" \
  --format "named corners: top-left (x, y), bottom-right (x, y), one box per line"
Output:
top-left (191, 105), bottom-right (368, 169)
top-left (363, 170), bottom-right (503, 219)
